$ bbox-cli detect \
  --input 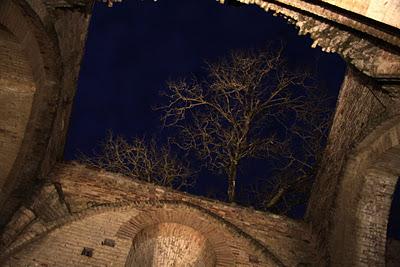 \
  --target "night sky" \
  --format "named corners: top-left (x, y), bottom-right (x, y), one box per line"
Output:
top-left (64, 0), bottom-right (345, 160)
top-left (63, 0), bottom-right (397, 237)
